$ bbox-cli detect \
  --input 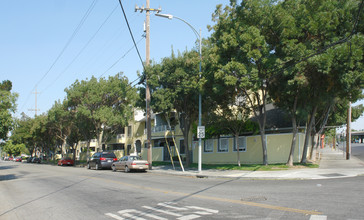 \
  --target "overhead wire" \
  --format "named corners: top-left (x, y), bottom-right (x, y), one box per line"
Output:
top-left (270, 0), bottom-right (364, 76)
top-left (20, 0), bottom-right (98, 114)
top-left (41, 3), bottom-right (119, 94)
top-left (98, 36), bottom-right (145, 78)
top-left (117, 0), bottom-right (146, 72)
